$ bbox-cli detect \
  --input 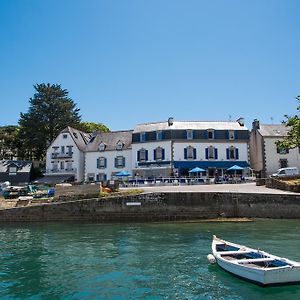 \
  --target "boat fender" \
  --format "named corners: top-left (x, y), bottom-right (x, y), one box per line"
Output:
top-left (207, 254), bottom-right (216, 264)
